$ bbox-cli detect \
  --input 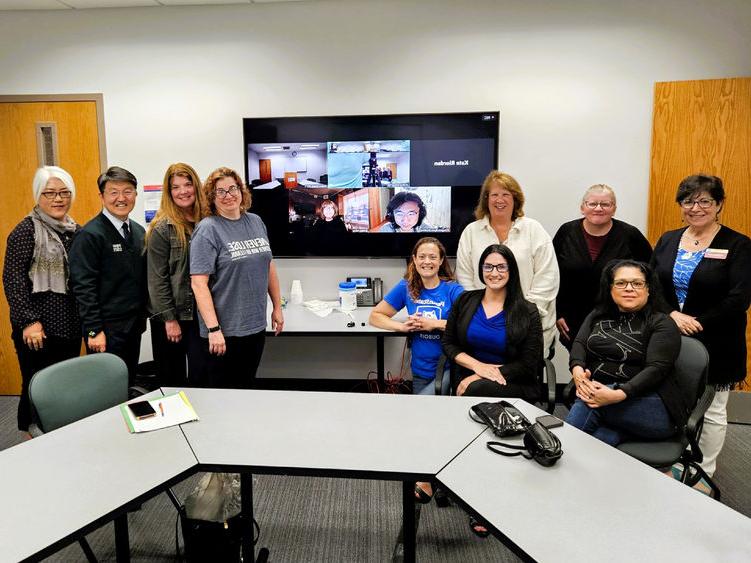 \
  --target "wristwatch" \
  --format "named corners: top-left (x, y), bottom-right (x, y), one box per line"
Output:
top-left (207, 325), bottom-right (222, 333)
